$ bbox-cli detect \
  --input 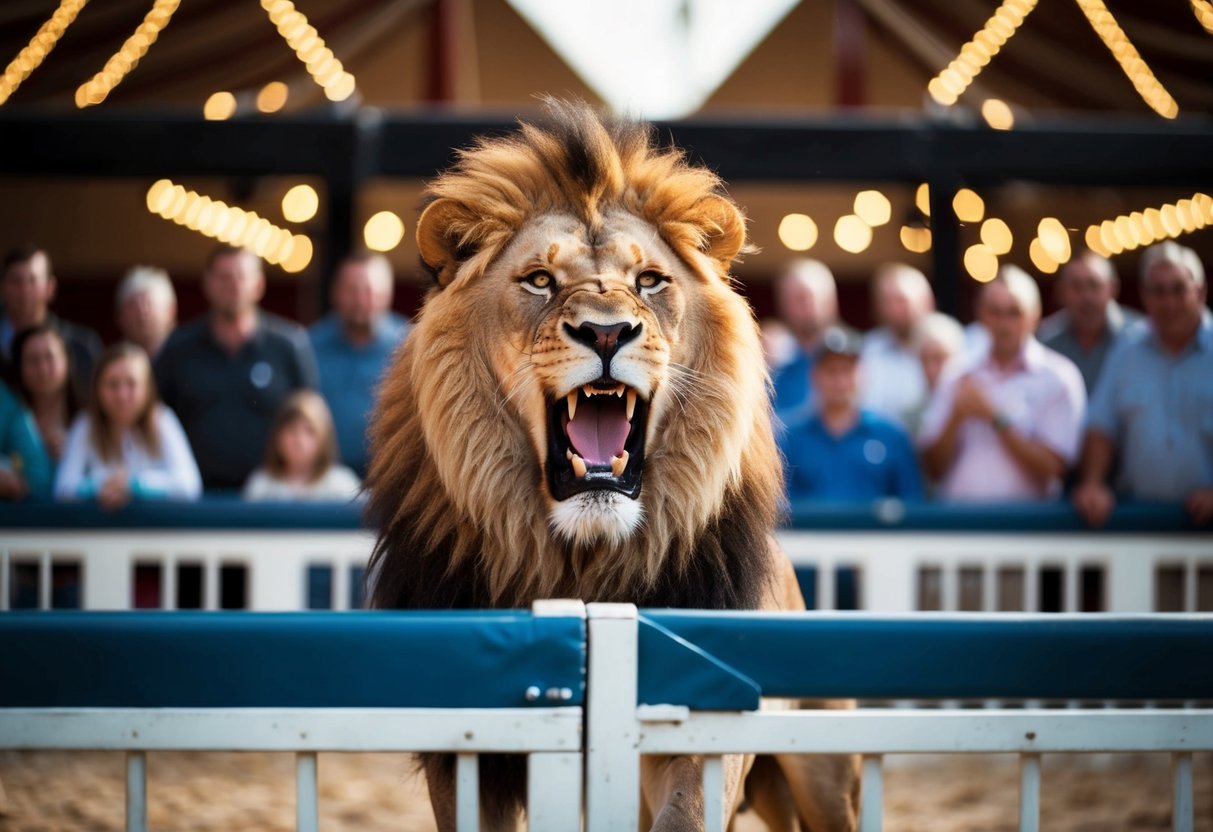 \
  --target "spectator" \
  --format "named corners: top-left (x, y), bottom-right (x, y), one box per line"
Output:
top-left (309, 252), bottom-right (409, 477)
top-left (155, 245), bottom-right (319, 491)
top-left (859, 263), bottom-right (936, 426)
top-left (243, 390), bottom-right (361, 502)
top-left (770, 258), bottom-right (839, 417)
top-left (1037, 250), bottom-right (1141, 393)
top-left (904, 311), bottom-right (966, 439)
top-left (919, 265), bottom-right (1086, 502)
top-left (1, 246), bottom-right (102, 396)
top-left (1073, 242), bottom-right (1213, 526)
top-left (0, 380), bottom-right (52, 499)
top-left (115, 265), bottom-right (177, 359)
top-left (759, 317), bottom-right (798, 372)
top-left (55, 343), bottom-right (201, 507)
top-left (779, 326), bottom-right (923, 502)
top-left (11, 323), bottom-right (81, 463)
